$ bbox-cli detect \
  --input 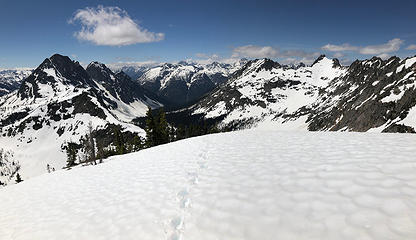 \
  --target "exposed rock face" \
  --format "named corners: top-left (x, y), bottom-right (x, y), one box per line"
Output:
top-left (86, 62), bottom-right (152, 105)
top-left (307, 56), bottom-right (416, 133)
